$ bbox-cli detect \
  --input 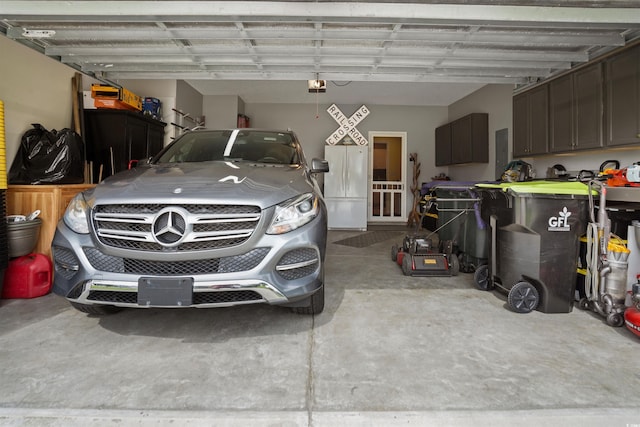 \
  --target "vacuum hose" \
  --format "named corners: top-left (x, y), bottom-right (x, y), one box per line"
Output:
top-left (585, 222), bottom-right (600, 301)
